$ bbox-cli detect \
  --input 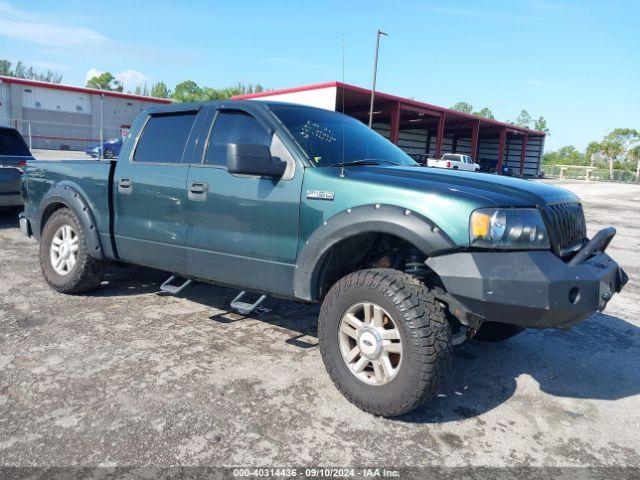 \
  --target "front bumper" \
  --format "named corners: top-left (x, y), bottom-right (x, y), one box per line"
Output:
top-left (426, 228), bottom-right (628, 329)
